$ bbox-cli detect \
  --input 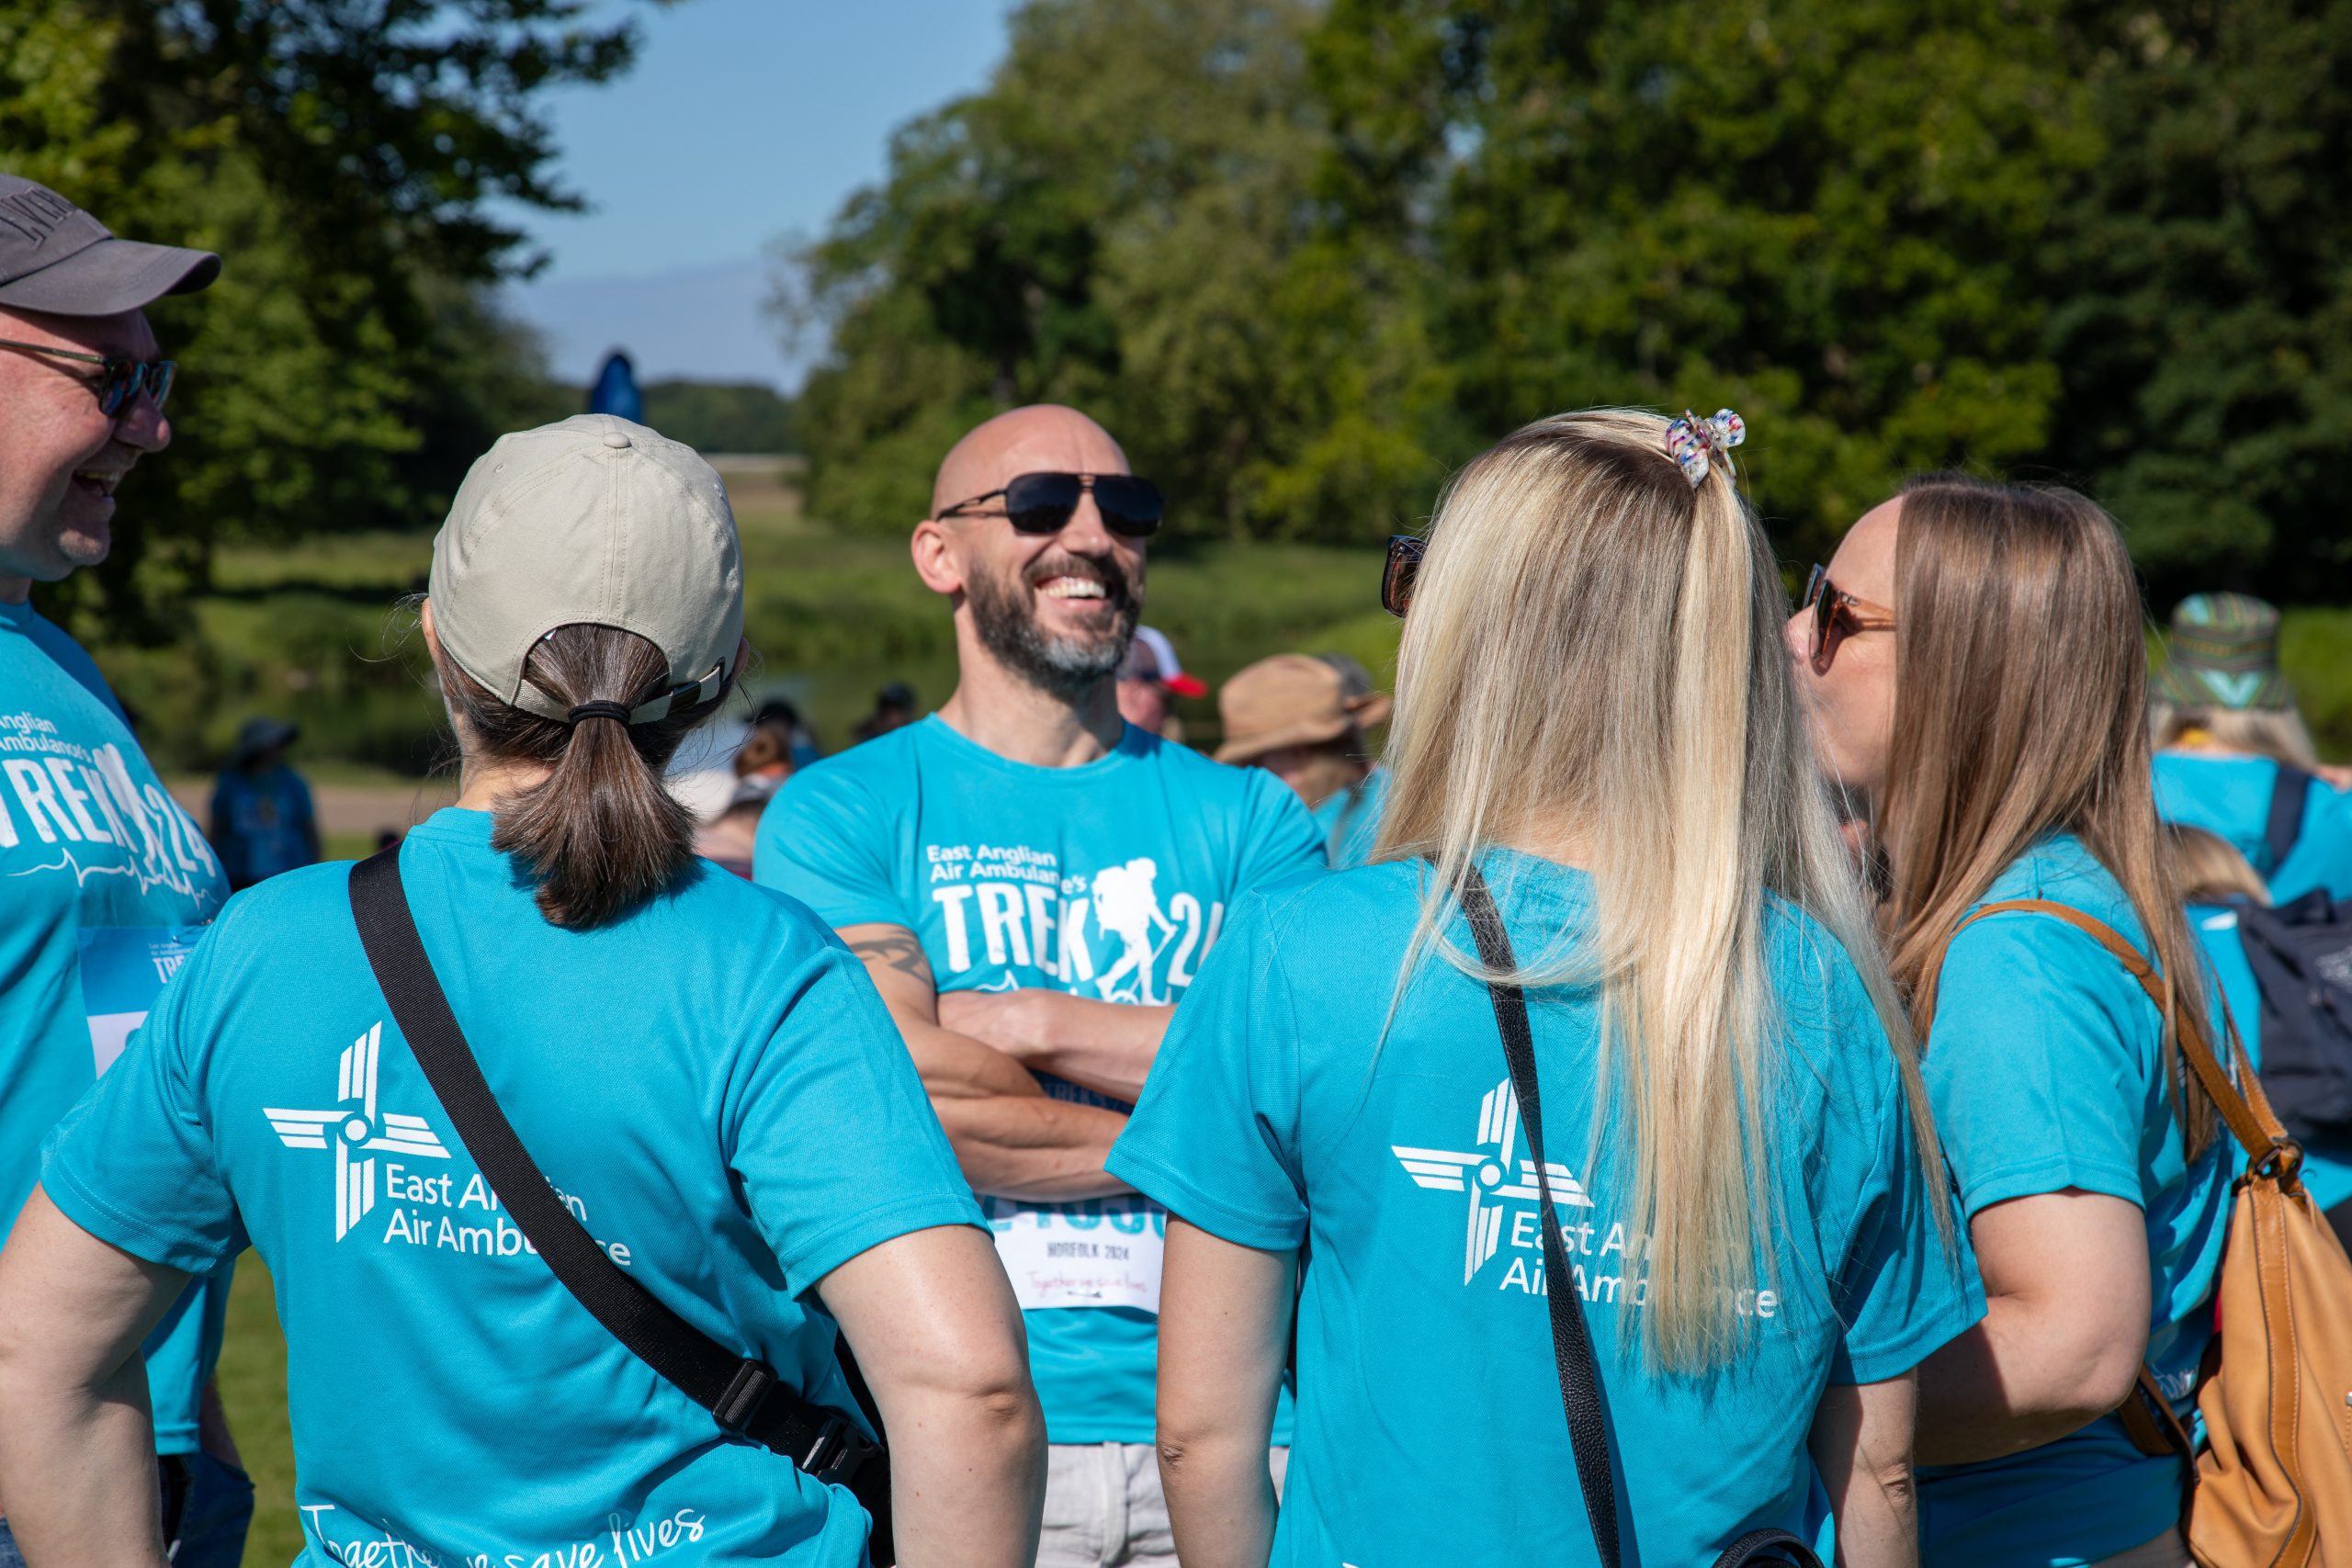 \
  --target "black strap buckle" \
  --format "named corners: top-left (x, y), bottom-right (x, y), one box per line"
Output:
top-left (801, 1411), bottom-right (882, 1484)
top-left (714, 1359), bottom-right (776, 1435)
